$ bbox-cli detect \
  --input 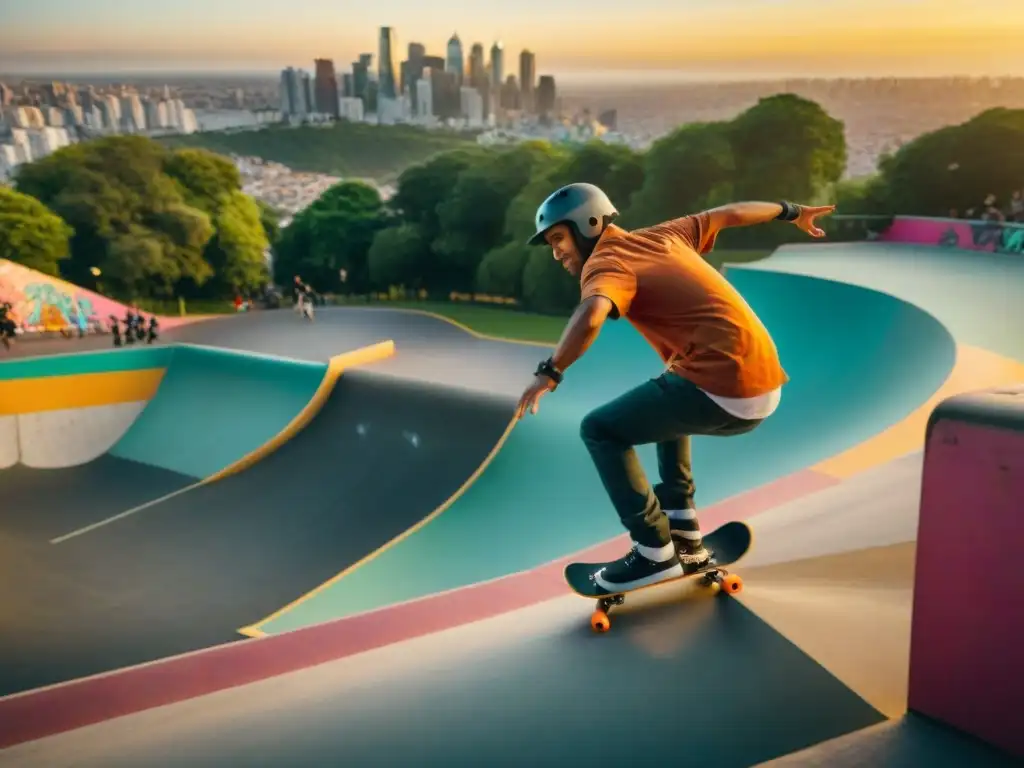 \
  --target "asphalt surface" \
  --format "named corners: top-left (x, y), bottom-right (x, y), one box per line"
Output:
top-left (0, 369), bottom-right (516, 698)
top-left (2, 307), bottom-right (547, 396)
top-left (0, 456), bottom-right (194, 541)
